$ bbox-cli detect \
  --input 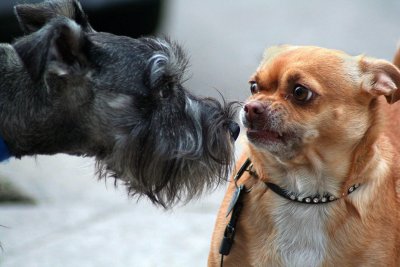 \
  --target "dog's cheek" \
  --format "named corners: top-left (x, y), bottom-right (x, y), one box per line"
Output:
top-left (303, 129), bottom-right (319, 144)
top-left (336, 106), bottom-right (370, 141)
